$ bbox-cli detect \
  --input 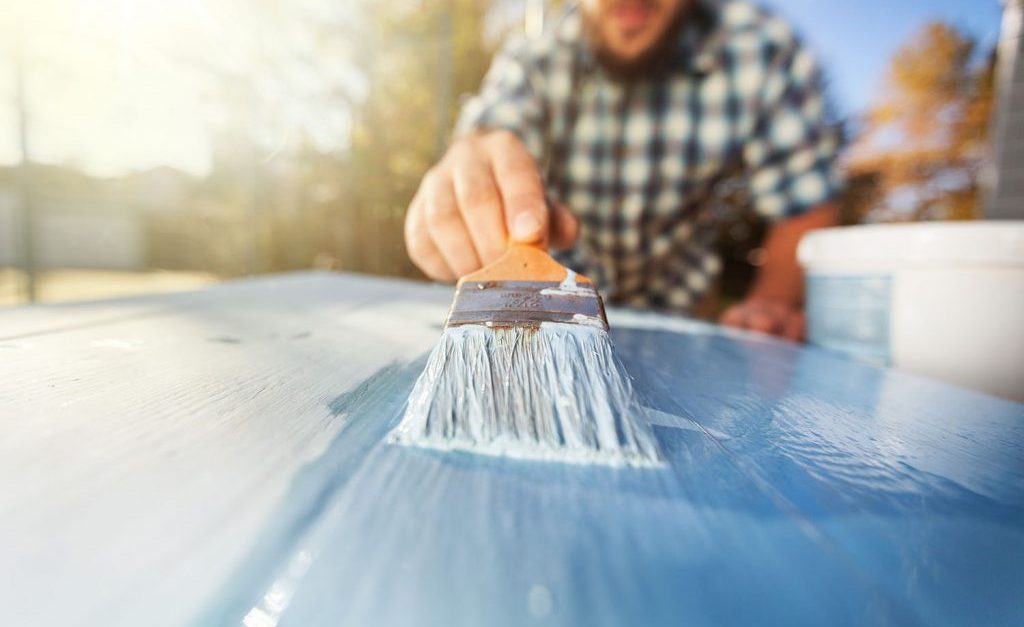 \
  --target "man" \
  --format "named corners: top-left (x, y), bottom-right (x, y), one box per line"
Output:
top-left (404, 0), bottom-right (840, 340)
